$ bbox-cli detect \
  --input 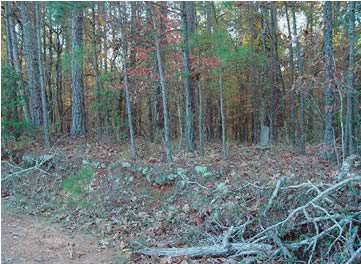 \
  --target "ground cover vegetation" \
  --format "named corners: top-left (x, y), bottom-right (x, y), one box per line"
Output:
top-left (1, 1), bottom-right (361, 263)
